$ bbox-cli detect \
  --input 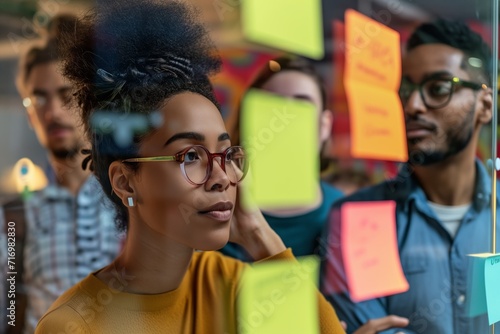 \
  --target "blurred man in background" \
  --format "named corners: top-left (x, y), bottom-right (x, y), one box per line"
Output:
top-left (1, 15), bottom-right (122, 333)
